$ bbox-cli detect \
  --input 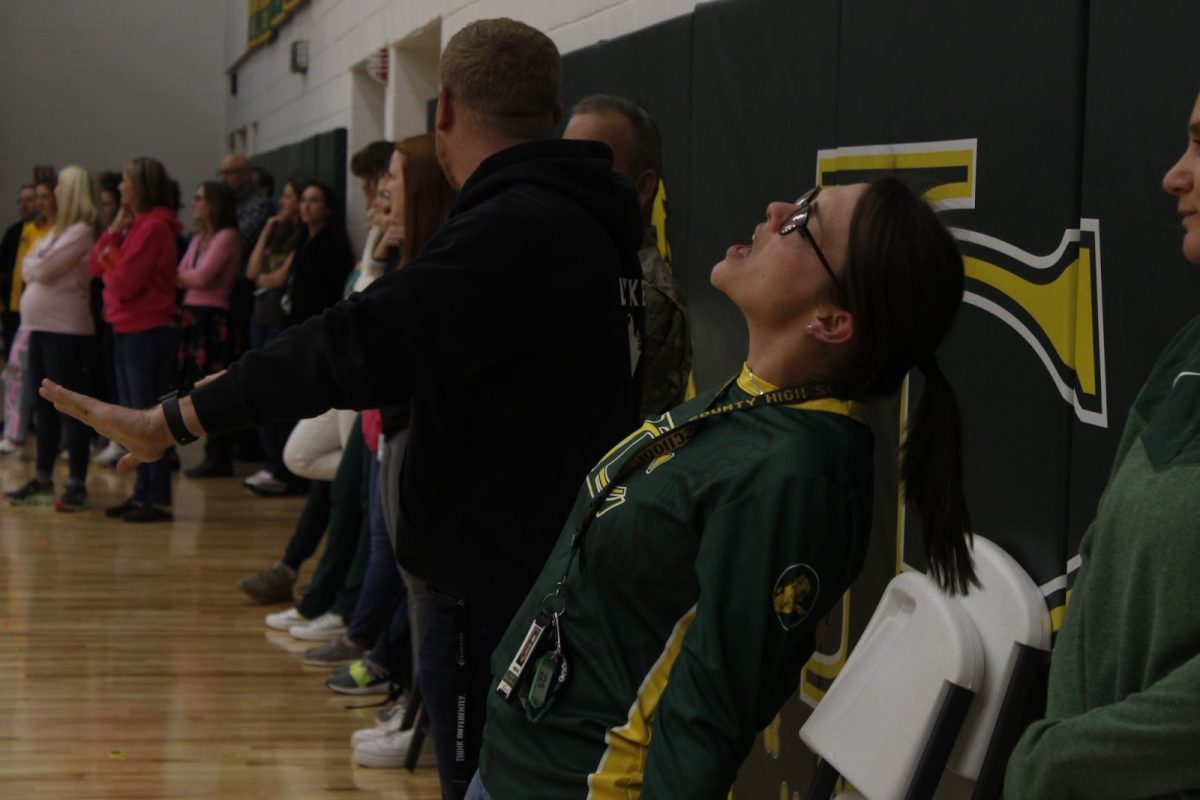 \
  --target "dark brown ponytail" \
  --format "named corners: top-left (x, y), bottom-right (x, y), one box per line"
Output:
top-left (842, 178), bottom-right (977, 594)
top-left (903, 357), bottom-right (975, 594)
